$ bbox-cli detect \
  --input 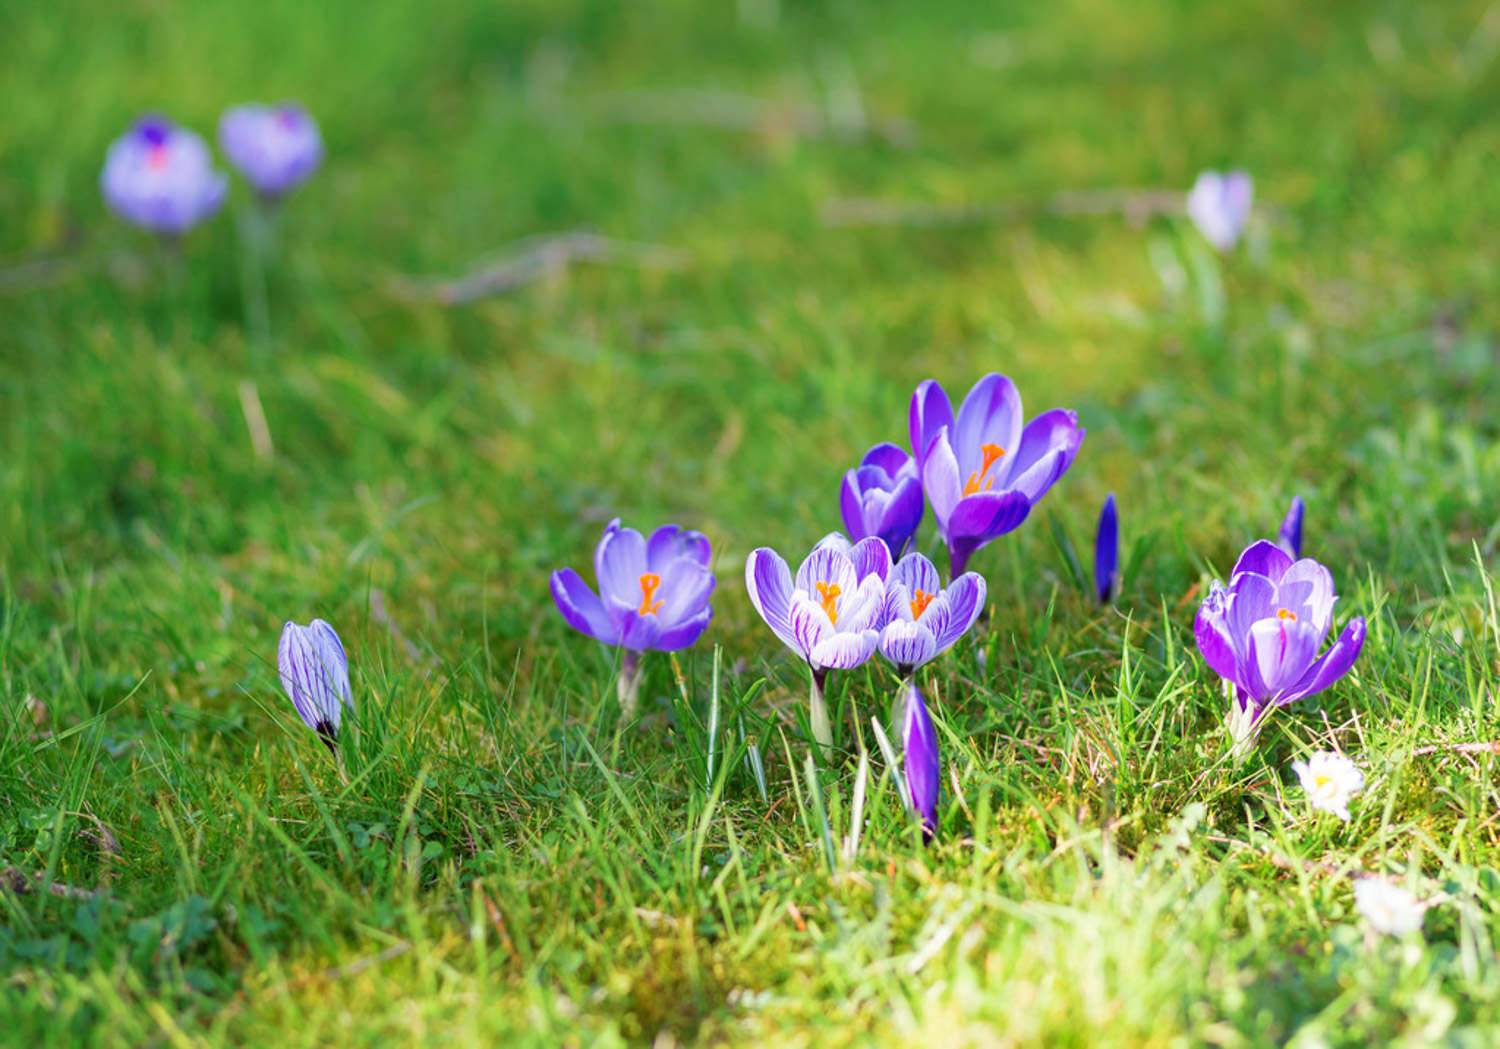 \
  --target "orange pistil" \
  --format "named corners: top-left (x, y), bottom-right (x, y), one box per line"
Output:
top-left (1276, 608), bottom-right (1297, 622)
top-left (962, 443), bottom-right (1007, 497)
top-left (147, 145), bottom-right (170, 171)
top-left (910, 588), bottom-right (936, 620)
top-left (816, 582), bottom-right (842, 625)
top-left (638, 573), bottom-right (664, 616)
